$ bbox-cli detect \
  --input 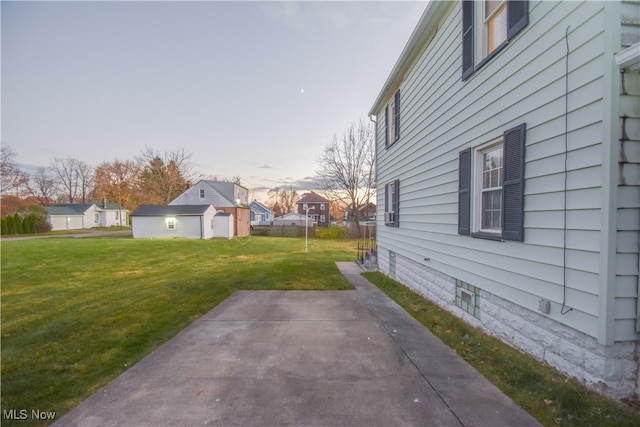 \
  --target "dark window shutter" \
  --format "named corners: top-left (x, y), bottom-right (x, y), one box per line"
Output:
top-left (502, 123), bottom-right (526, 241)
top-left (507, 0), bottom-right (528, 41)
top-left (384, 181), bottom-right (390, 219)
top-left (393, 179), bottom-right (400, 227)
top-left (462, 0), bottom-right (474, 81)
top-left (394, 90), bottom-right (401, 141)
top-left (458, 148), bottom-right (471, 235)
top-left (385, 105), bottom-right (389, 148)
